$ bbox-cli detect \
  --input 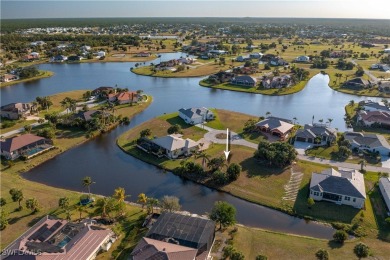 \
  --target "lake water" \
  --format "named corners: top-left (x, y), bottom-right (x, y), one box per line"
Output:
top-left (1, 53), bottom-right (380, 239)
